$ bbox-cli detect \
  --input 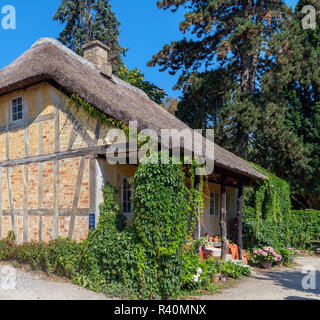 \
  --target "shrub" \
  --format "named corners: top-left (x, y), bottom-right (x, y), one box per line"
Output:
top-left (182, 239), bottom-right (250, 293)
top-left (290, 210), bottom-right (320, 249)
top-left (251, 247), bottom-right (282, 265)
top-left (0, 232), bottom-right (81, 278)
top-left (279, 248), bottom-right (298, 265)
top-left (243, 207), bottom-right (320, 251)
